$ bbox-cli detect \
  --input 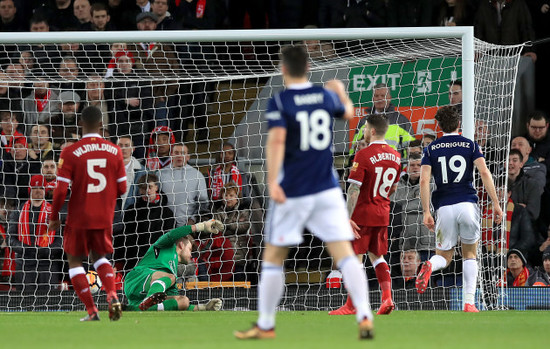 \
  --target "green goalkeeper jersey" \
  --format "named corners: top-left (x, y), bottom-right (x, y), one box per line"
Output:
top-left (133, 225), bottom-right (194, 276)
